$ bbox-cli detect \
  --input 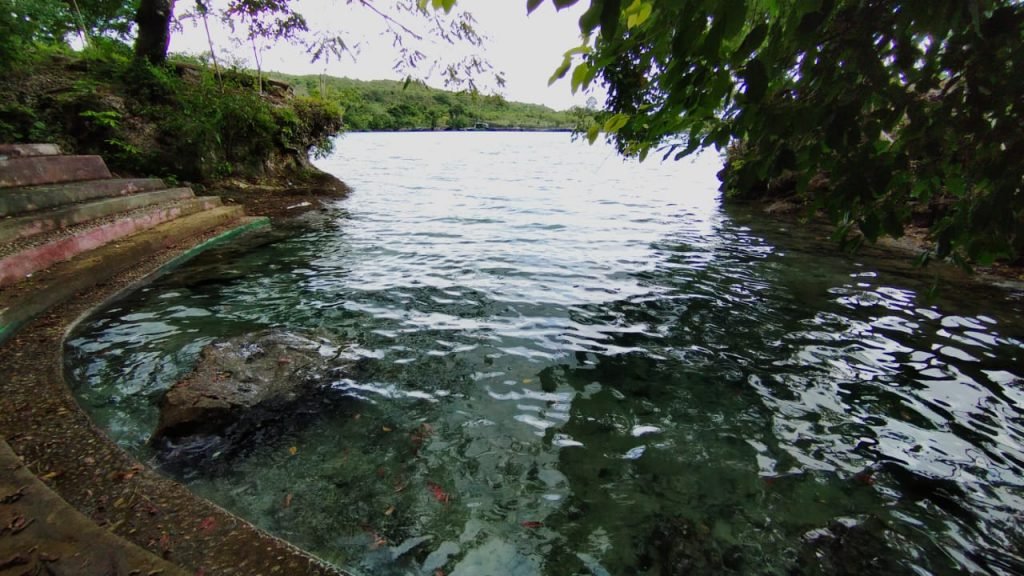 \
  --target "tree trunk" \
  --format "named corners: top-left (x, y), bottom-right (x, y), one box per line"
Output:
top-left (134, 0), bottom-right (176, 64)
